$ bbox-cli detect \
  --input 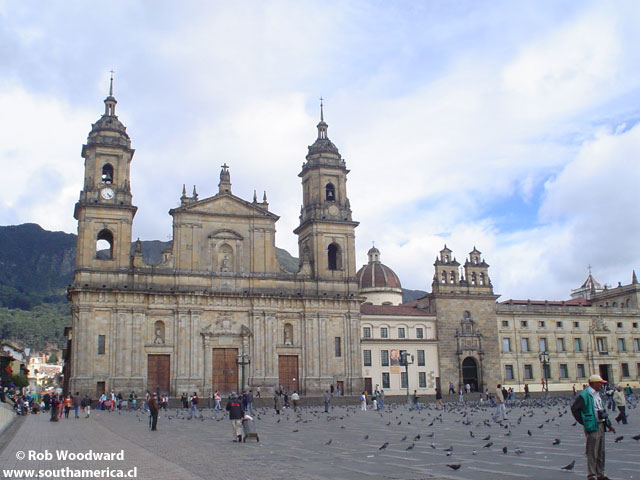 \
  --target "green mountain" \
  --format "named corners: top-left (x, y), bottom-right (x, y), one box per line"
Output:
top-left (0, 223), bottom-right (426, 351)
